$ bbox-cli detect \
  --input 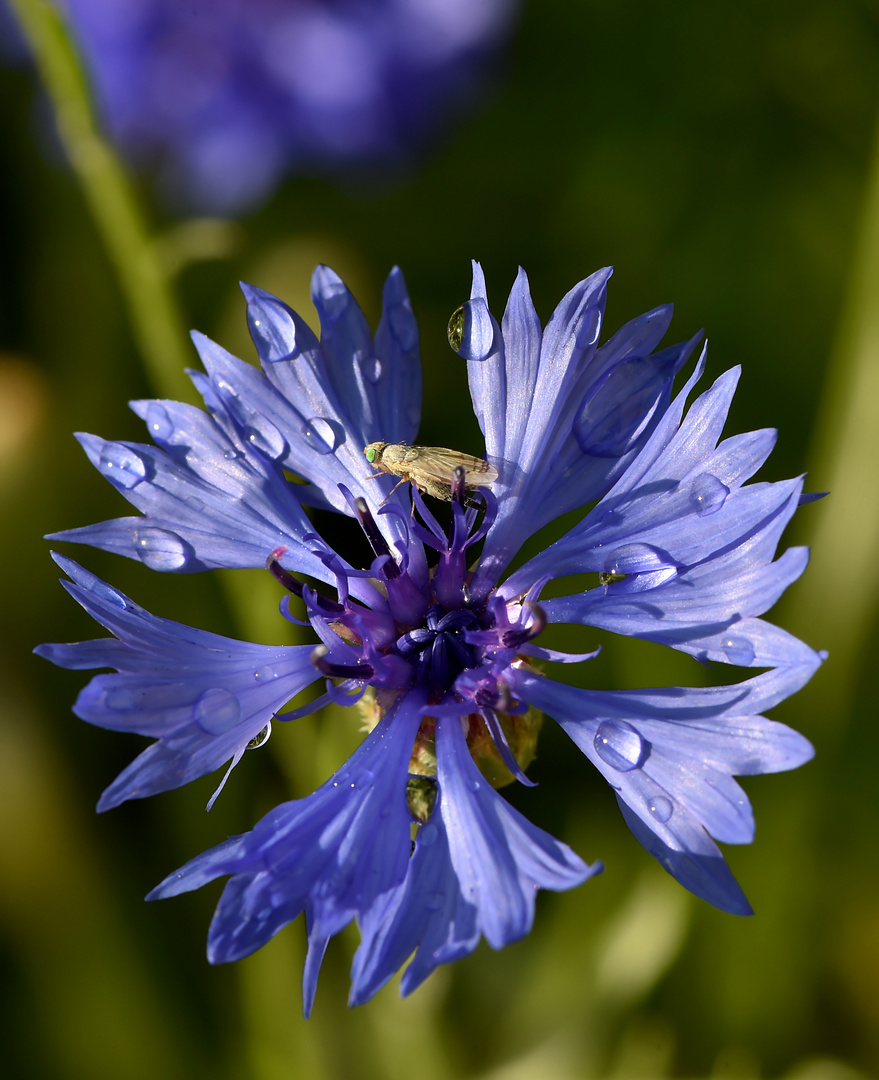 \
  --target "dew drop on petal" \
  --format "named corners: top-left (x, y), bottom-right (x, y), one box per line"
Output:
top-left (575, 305), bottom-right (602, 350)
top-left (194, 688), bottom-right (241, 734)
top-left (244, 413), bottom-right (286, 459)
top-left (145, 402), bottom-right (174, 443)
top-left (93, 581), bottom-right (128, 608)
top-left (301, 417), bottom-right (340, 454)
top-left (448, 306), bottom-right (465, 351)
top-left (647, 795), bottom-right (673, 822)
top-left (722, 636), bottom-right (755, 666)
top-left (689, 473), bottom-right (730, 516)
top-left (593, 718), bottom-right (648, 772)
top-left (247, 295), bottom-right (297, 362)
top-left (253, 666), bottom-right (278, 682)
top-left (417, 823), bottom-right (438, 847)
top-left (362, 355), bottom-right (383, 384)
top-left (99, 444), bottom-right (147, 490)
top-left (314, 269), bottom-right (350, 319)
top-left (223, 448), bottom-right (243, 461)
top-left (468, 778), bottom-right (482, 792)
top-left (247, 722), bottom-right (272, 749)
top-left (388, 303), bottom-right (418, 351)
top-left (105, 687), bottom-right (137, 711)
top-left (132, 527), bottom-right (189, 570)
top-left (448, 298), bottom-right (494, 361)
